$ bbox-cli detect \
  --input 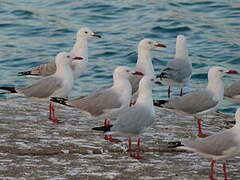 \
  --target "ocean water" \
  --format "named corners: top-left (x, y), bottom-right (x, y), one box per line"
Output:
top-left (0, 0), bottom-right (240, 114)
